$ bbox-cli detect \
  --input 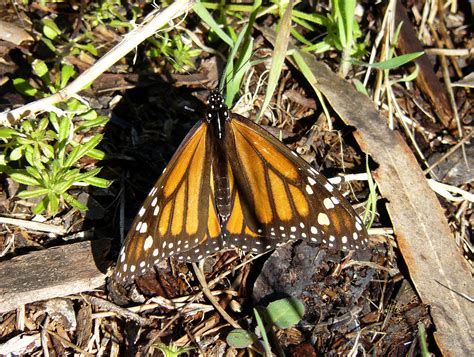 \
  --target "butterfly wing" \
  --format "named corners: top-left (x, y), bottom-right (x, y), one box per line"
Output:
top-left (222, 113), bottom-right (368, 254)
top-left (114, 121), bottom-right (222, 284)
